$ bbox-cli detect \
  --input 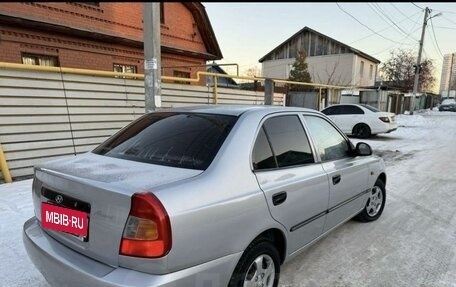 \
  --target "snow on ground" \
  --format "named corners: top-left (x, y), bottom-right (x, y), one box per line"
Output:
top-left (1, 110), bottom-right (456, 287)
